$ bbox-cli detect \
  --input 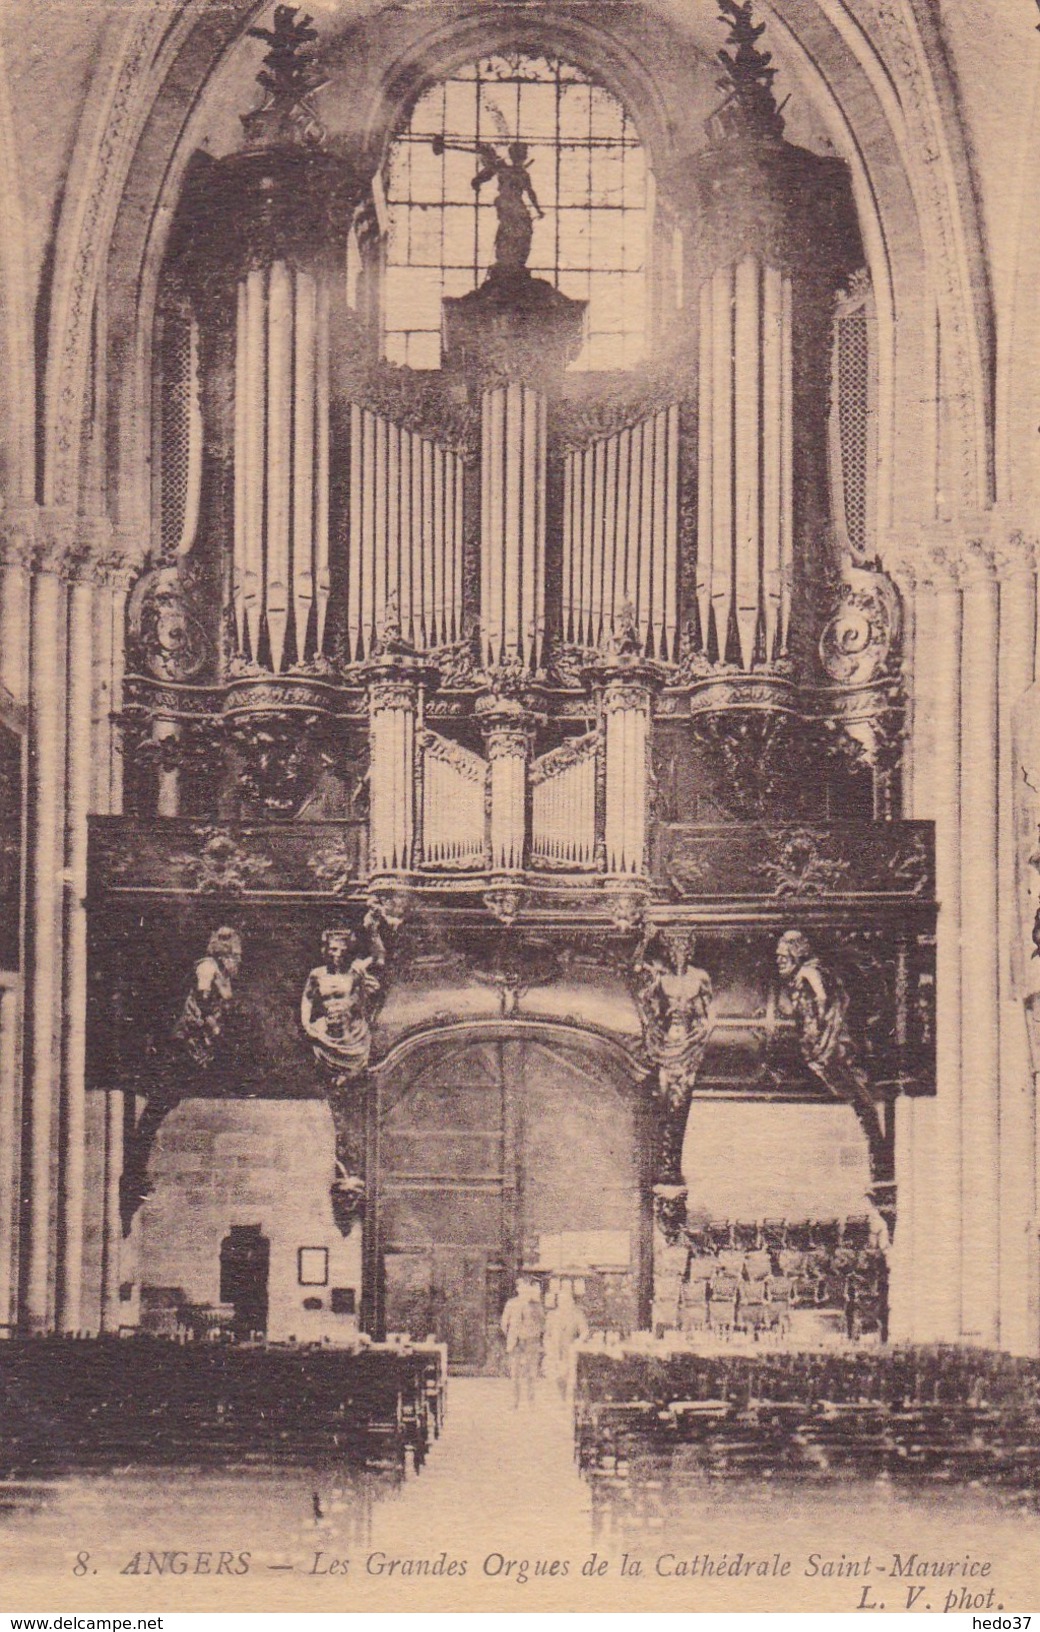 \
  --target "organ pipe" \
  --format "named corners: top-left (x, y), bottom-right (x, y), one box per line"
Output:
top-left (480, 383), bottom-right (547, 669)
top-left (531, 733), bottom-right (598, 869)
top-left (696, 255), bottom-right (793, 668)
top-left (346, 406), bottom-right (465, 661)
top-left (420, 730), bottom-right (487, 868)
top-left (232, 263), bottom-right (331, 670)
top-left (562, 405), bottom-right (679, 659)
